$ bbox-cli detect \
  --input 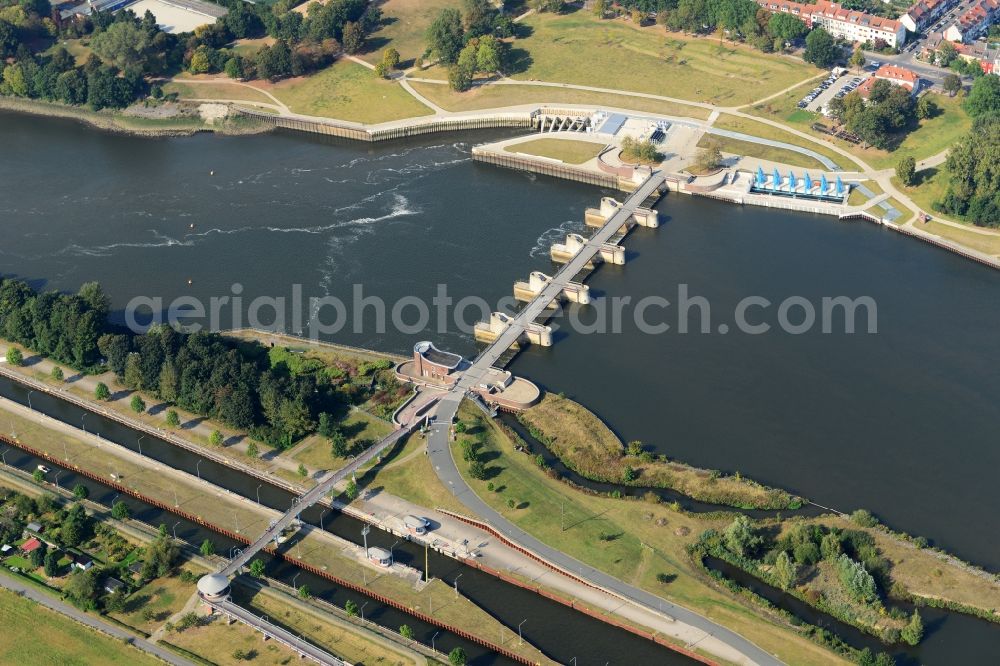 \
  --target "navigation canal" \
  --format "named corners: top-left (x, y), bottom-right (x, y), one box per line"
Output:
top-left (0, 373), bottom-right (696, 666)
top-left (2, 111), bottom-right (1000, 662)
